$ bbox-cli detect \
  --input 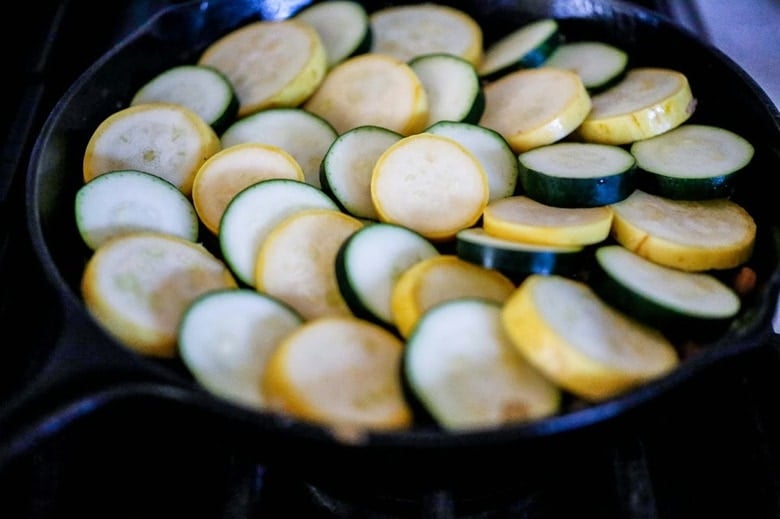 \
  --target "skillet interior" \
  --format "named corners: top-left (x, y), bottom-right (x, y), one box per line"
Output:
top-left (20, 0), bottom-right (780, 495)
